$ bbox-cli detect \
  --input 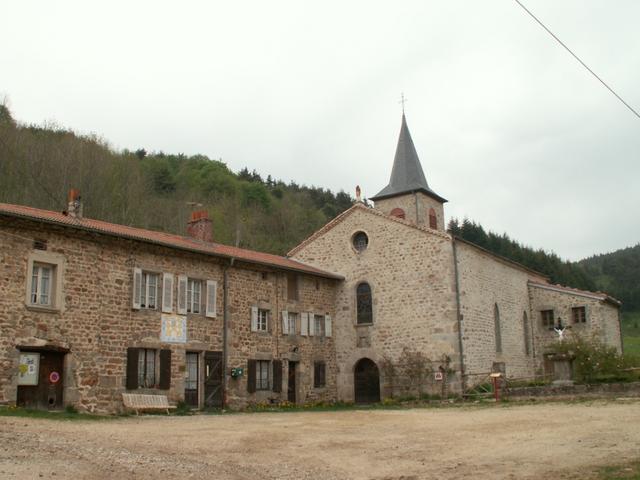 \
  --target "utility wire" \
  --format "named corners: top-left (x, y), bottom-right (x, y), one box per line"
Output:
top-left (514, 0), bottom-right (640, 120)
